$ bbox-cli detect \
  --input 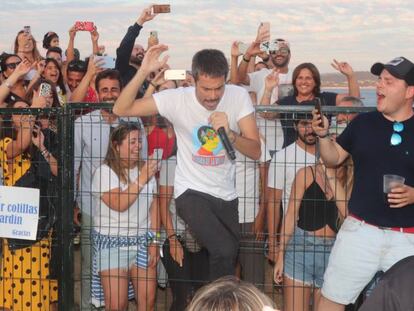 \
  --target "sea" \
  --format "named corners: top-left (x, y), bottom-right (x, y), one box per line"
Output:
top-left (322, 88), bottom-right (376, 107)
